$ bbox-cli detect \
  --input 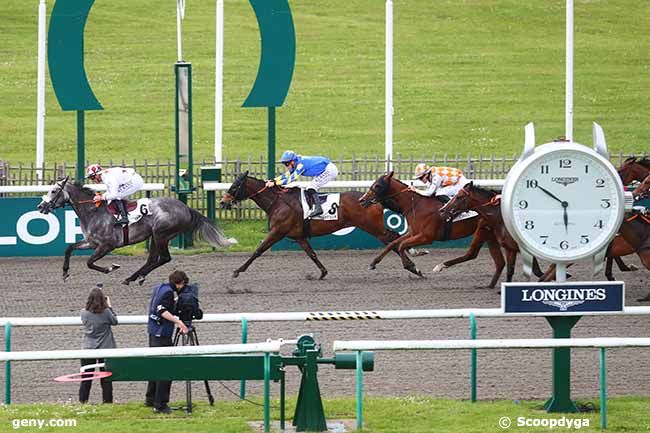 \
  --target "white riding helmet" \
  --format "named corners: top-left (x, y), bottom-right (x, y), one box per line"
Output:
top-left (413, 163), bottom-right (431, 180)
